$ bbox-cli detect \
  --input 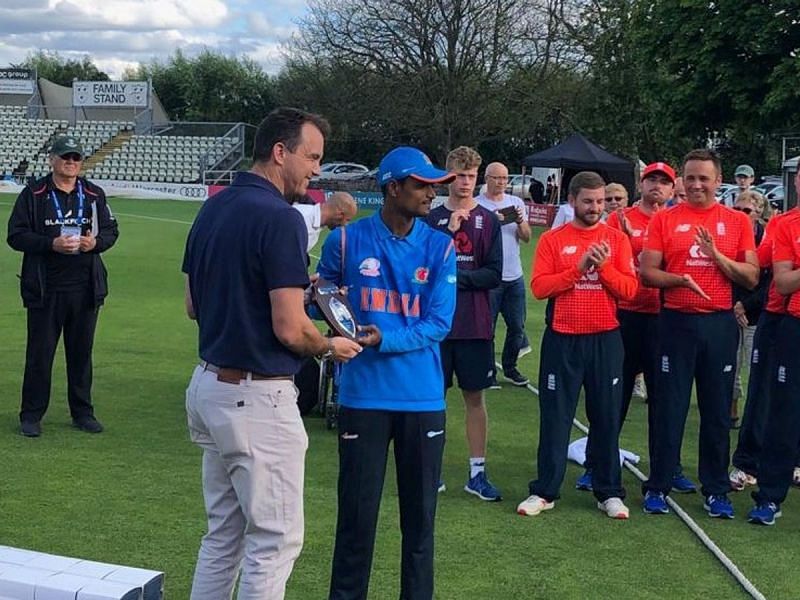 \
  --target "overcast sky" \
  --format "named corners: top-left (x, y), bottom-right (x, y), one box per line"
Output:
top-left (0, 0), bottom-right (307, 78)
